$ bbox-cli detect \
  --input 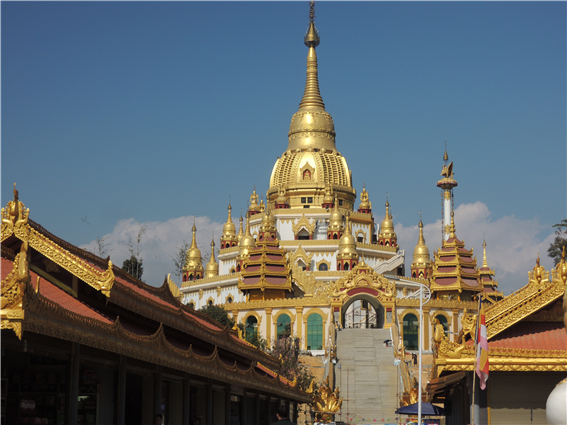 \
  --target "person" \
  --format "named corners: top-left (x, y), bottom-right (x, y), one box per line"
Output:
top-left (412, 353), bottom-right (417, 365)
top-left (272, 405), bottom-right (295, 425)
top-left (154, 413), bottom-right (163, 425)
